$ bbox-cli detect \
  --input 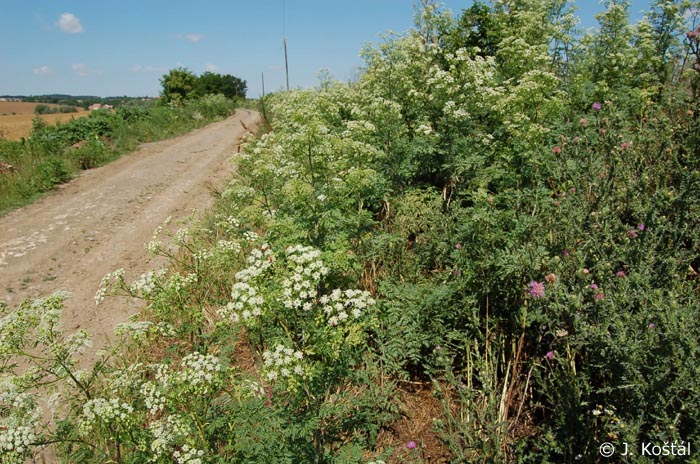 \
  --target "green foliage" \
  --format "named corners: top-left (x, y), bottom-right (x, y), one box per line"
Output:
top-left (161, 68), bottom-right (248, 104)
top-left (160, 67), bottom-right (198, 105)
top-left (195, 71), bottom-right (247, 99)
